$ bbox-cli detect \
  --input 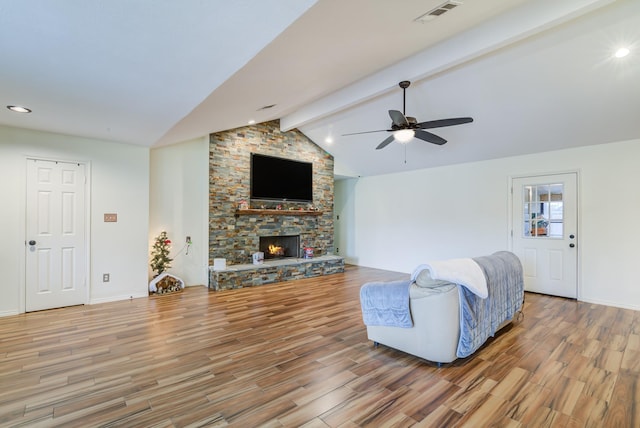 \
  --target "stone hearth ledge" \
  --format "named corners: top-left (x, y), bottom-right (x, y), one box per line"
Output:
top-left (208, 255), bottom-right (344, 291)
